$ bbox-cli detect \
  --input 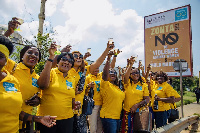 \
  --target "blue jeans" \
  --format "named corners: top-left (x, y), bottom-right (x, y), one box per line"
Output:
top-left (101, 118), bottom-right (120, 133)
top-left (154, 111), bottom-right (168, 128)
